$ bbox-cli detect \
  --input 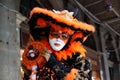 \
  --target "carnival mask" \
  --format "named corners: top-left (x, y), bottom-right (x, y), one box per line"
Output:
top-left (49, 30), bottom-right (70, 51)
